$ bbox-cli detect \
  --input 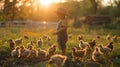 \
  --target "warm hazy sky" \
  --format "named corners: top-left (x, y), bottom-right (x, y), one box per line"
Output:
top-left (0, 0), bottom-right (113, 9)
top-left (39, 0), bottom-right (110, 3)
top-left (39, 0), bottom-right (112, 6)
top-left (103, 0), bottom-right (115, 6)
top-left (36, 0), bottom-right (66, 6)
